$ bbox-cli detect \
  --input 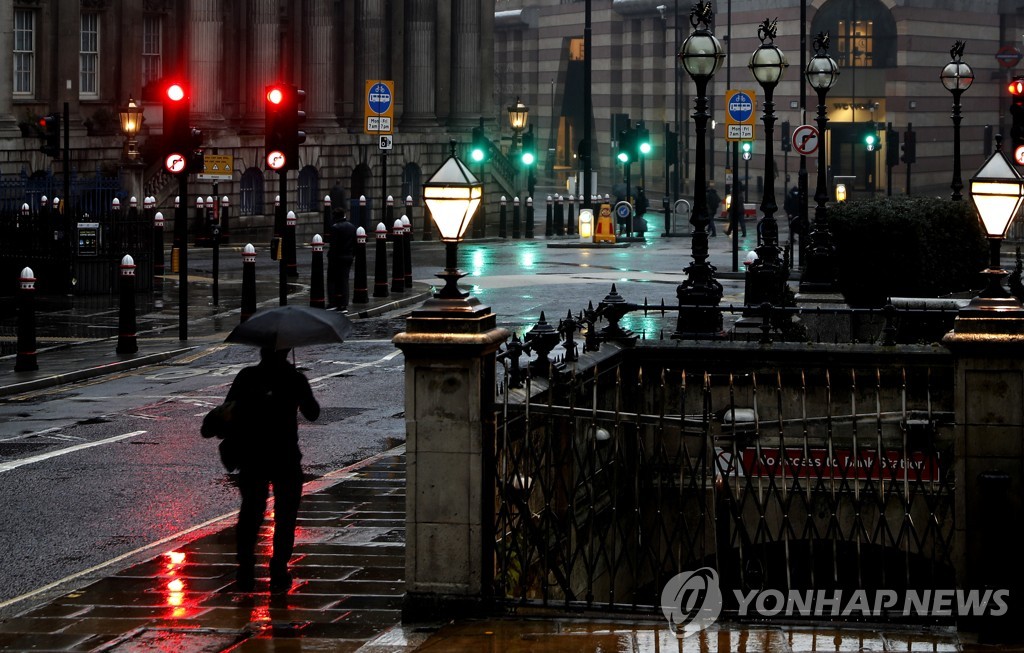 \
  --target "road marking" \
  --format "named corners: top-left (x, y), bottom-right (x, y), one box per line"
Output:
top-left (308, 350), bottom-right (402, 384)
top-left (0, 427), bottom-right (62, 443)
top-left (0, 430), bottom-right (147, 473)
top-left (0, 507), bottom-right (239, 613)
